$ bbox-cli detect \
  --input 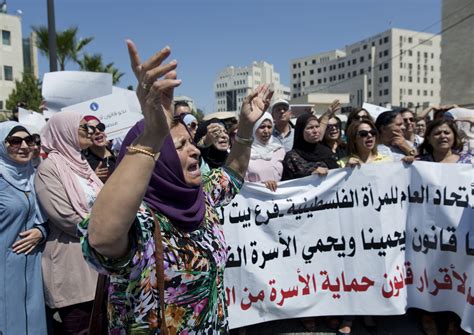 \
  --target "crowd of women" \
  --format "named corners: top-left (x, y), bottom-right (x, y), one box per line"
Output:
top-left (0, 39), bottom-right (472, 335)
